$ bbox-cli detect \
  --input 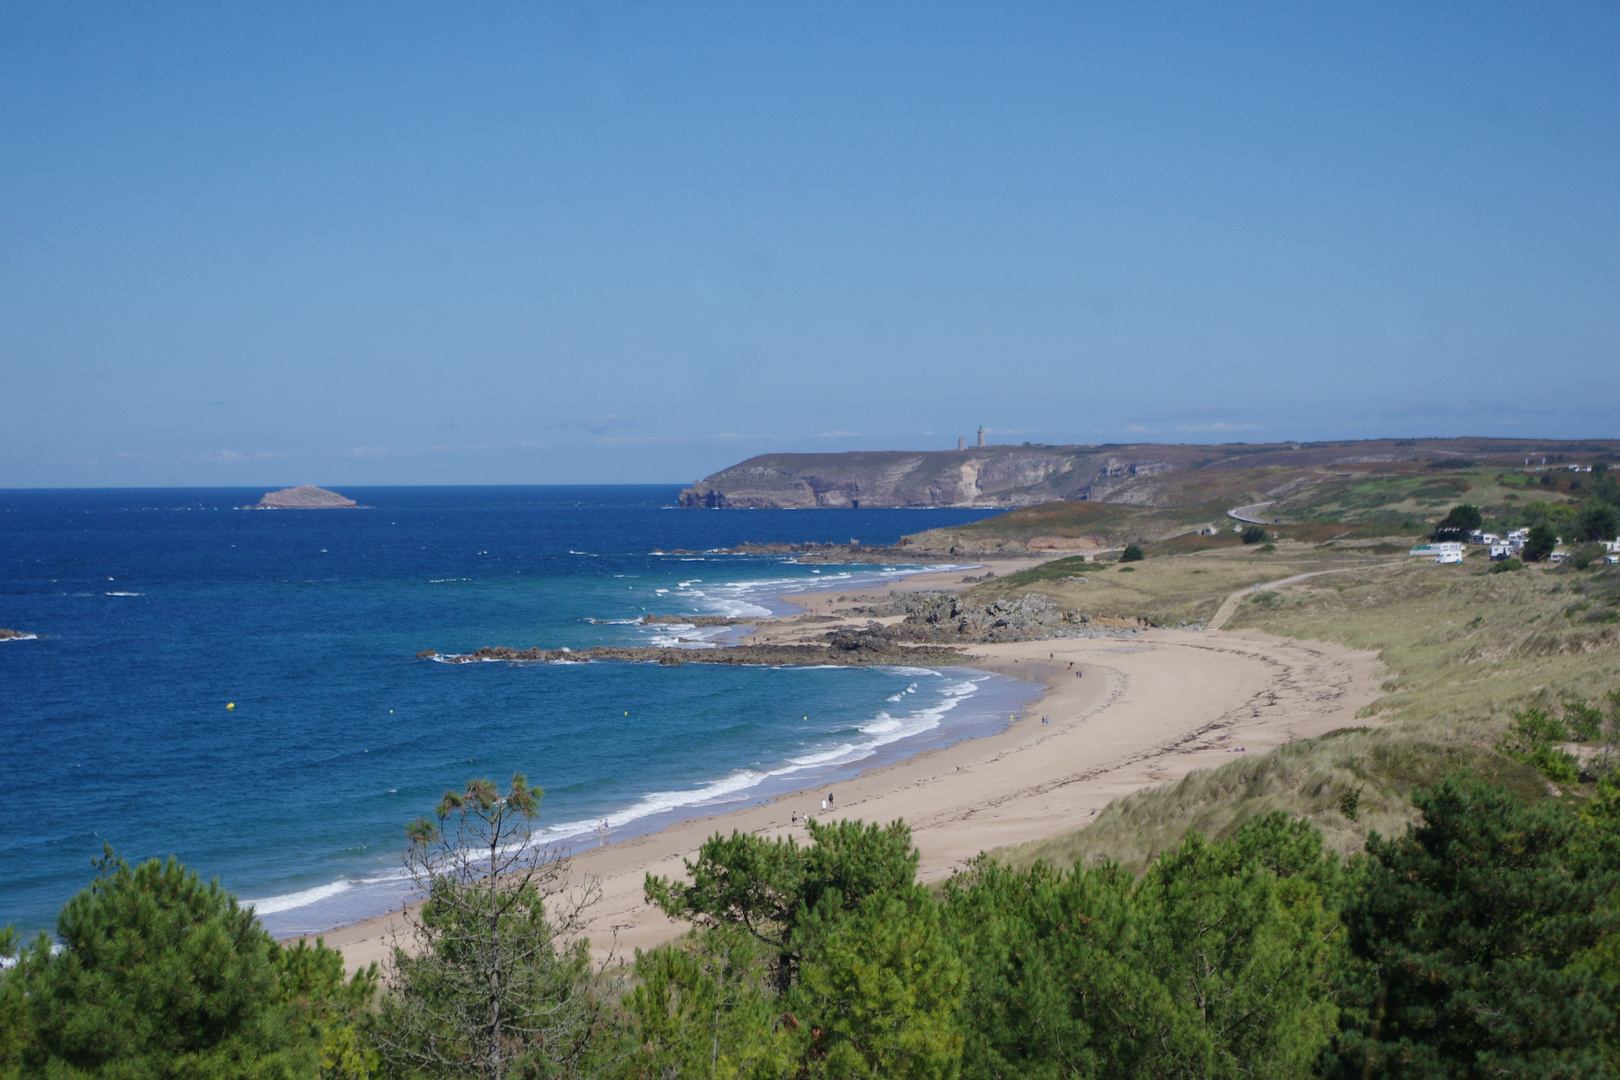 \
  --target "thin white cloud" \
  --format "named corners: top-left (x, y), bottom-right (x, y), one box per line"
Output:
top-left (197, 449), bottom-right (289, 464)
